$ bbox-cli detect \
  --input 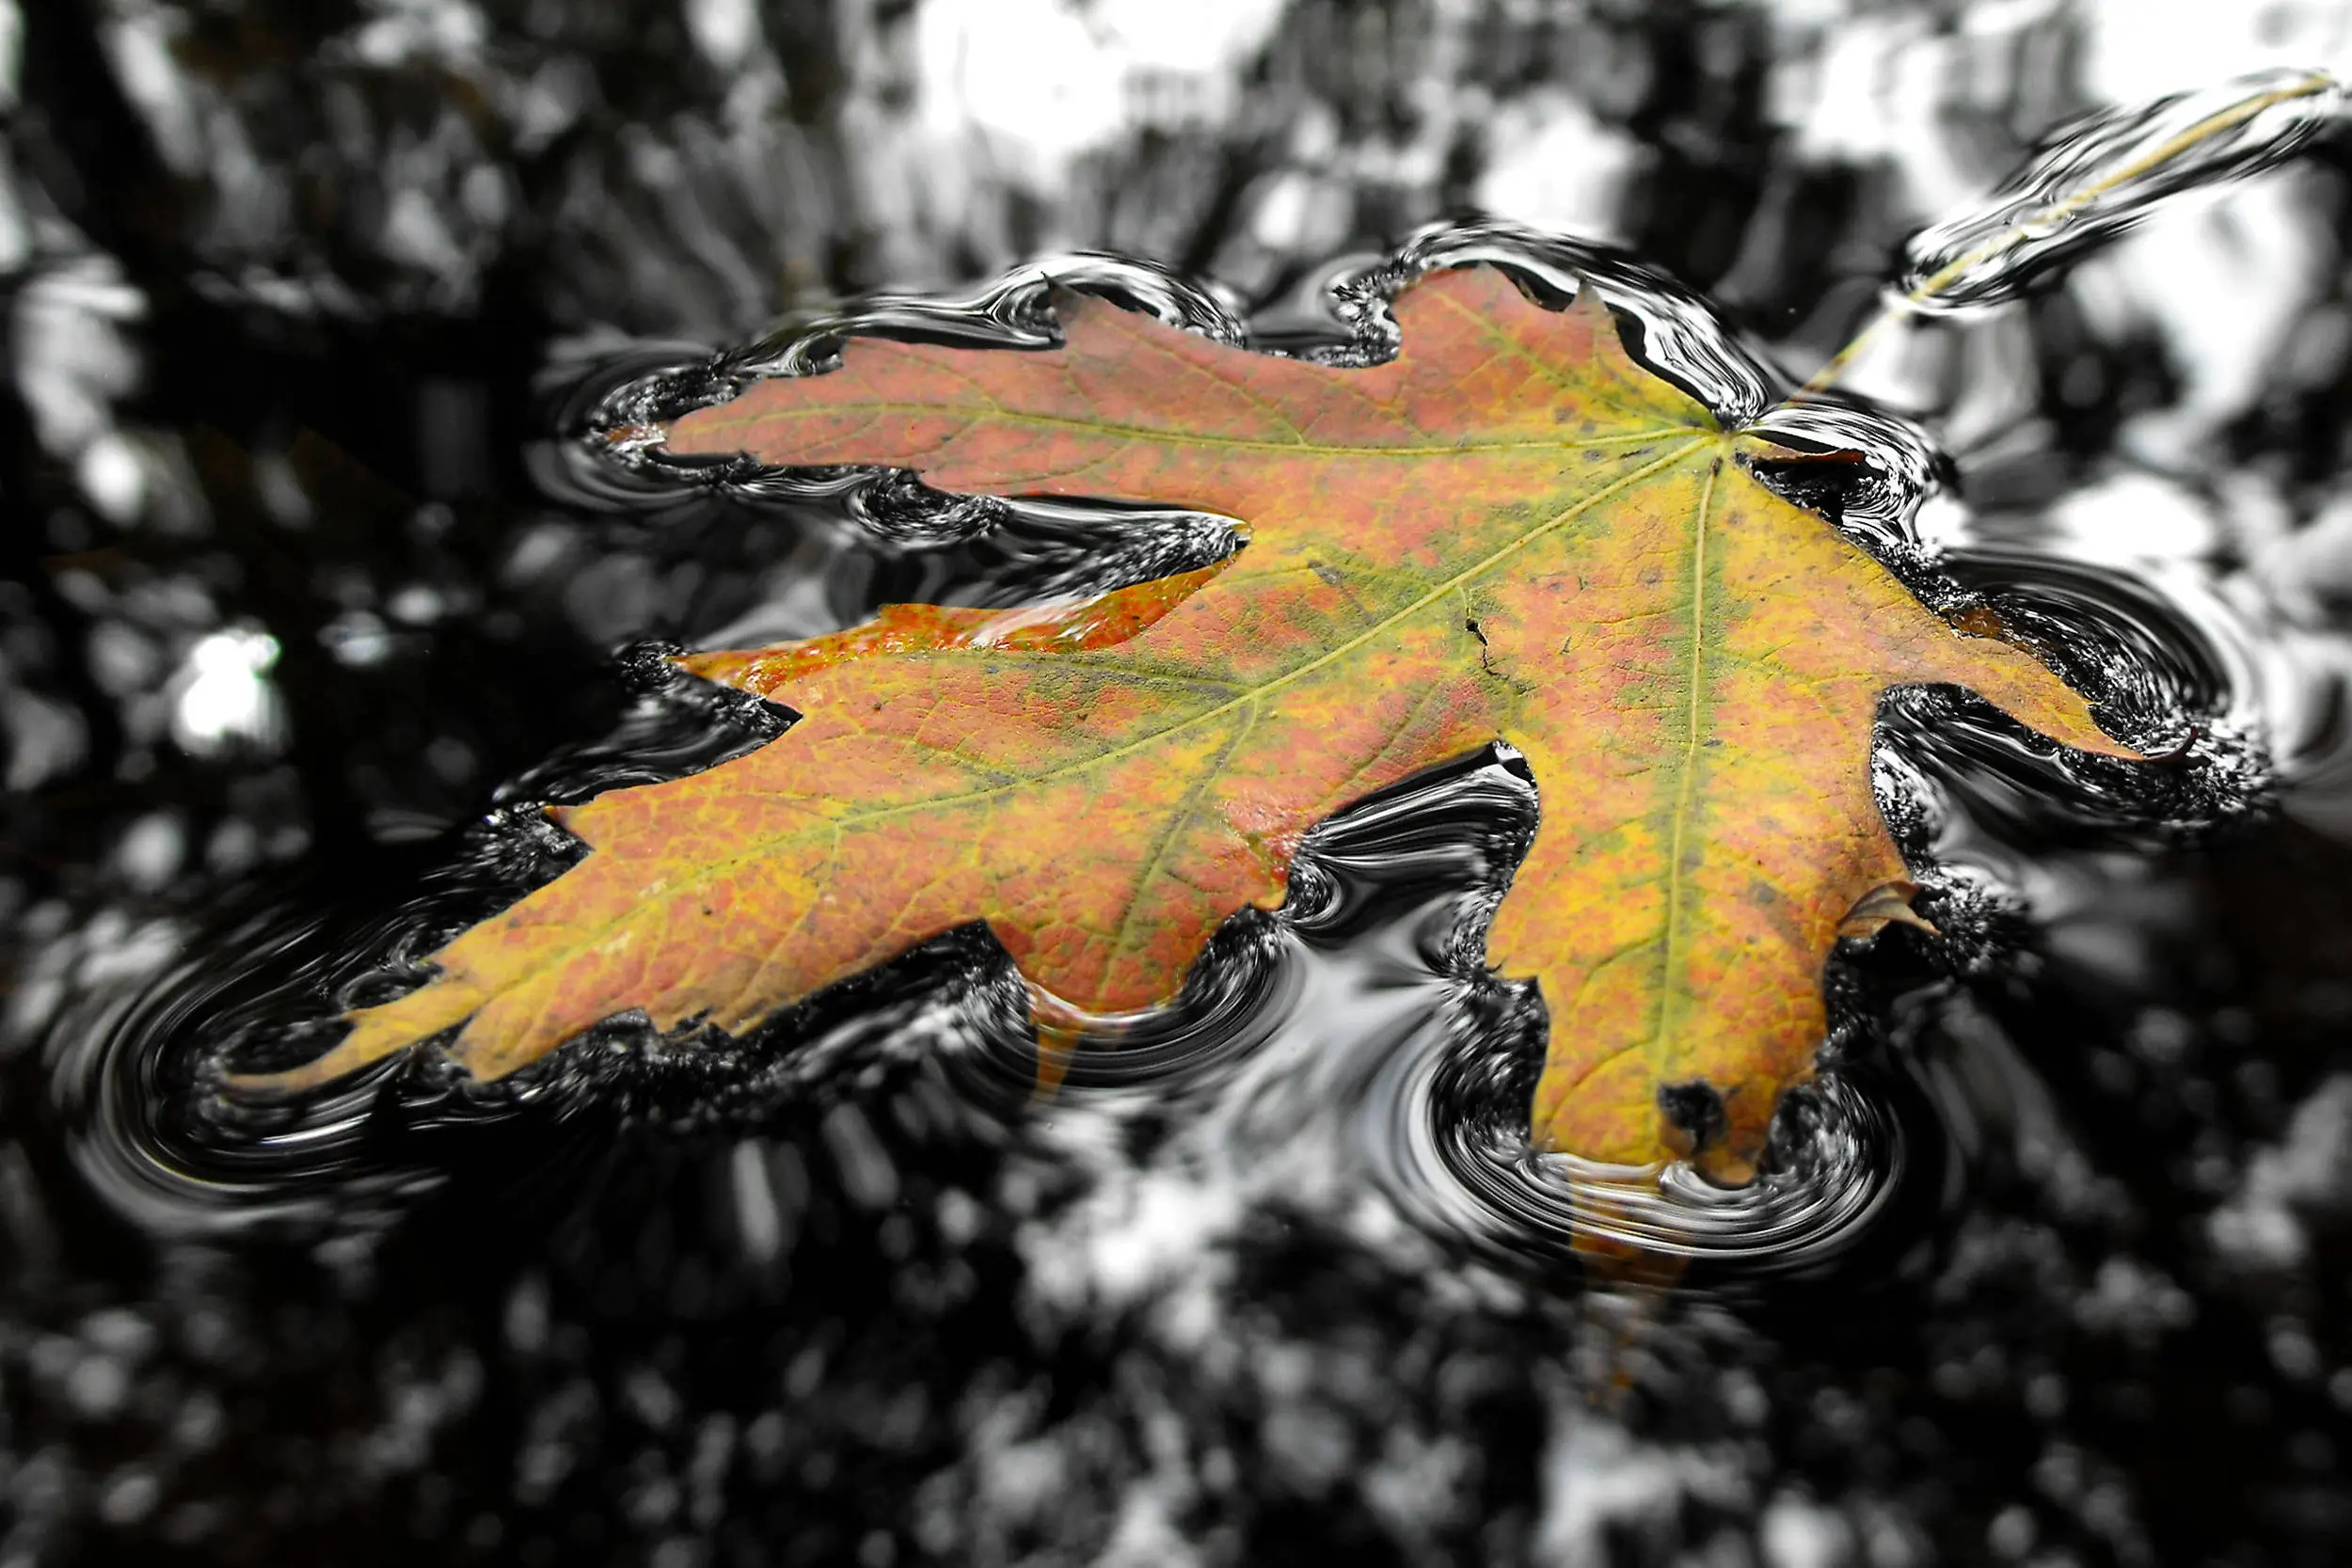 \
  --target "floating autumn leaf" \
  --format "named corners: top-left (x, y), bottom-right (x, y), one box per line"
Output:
top-left (238, 264), bottom-right (2136, 1175)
